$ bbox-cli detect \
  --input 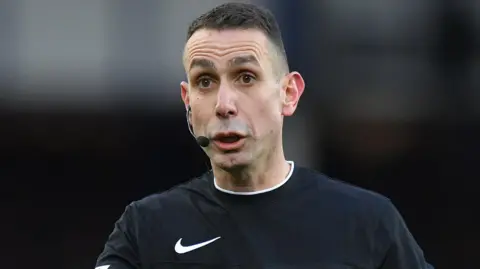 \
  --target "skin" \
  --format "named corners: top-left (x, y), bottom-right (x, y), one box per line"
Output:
top-left (181, 28), bottom-right (305, 192)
